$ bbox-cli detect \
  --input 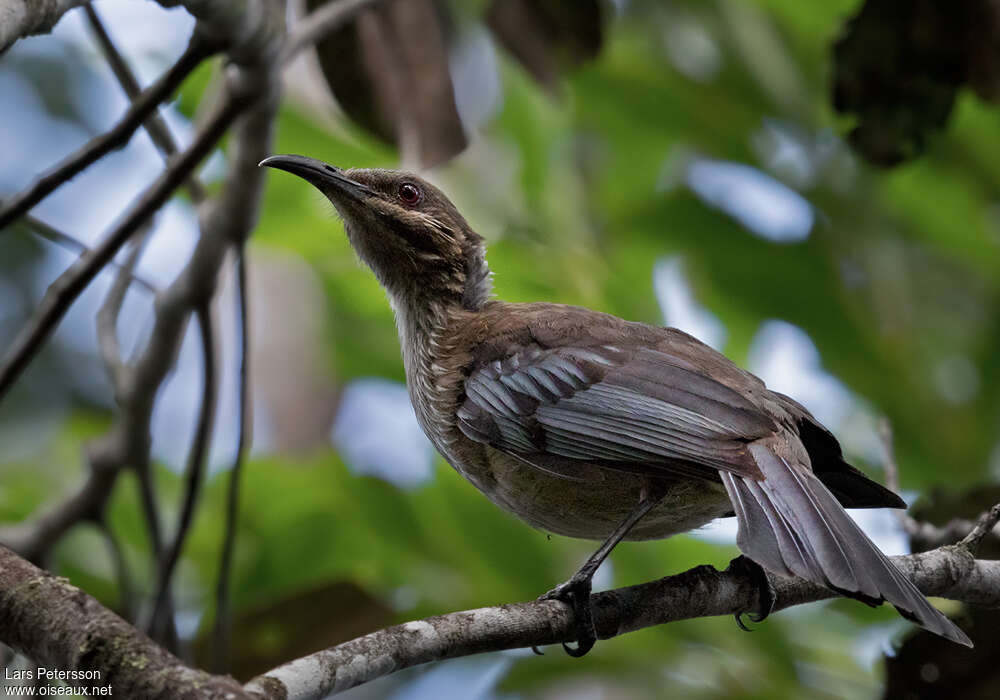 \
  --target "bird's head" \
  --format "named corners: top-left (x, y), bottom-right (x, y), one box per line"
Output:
top-left (260, 154), bottom-right (491, 313)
